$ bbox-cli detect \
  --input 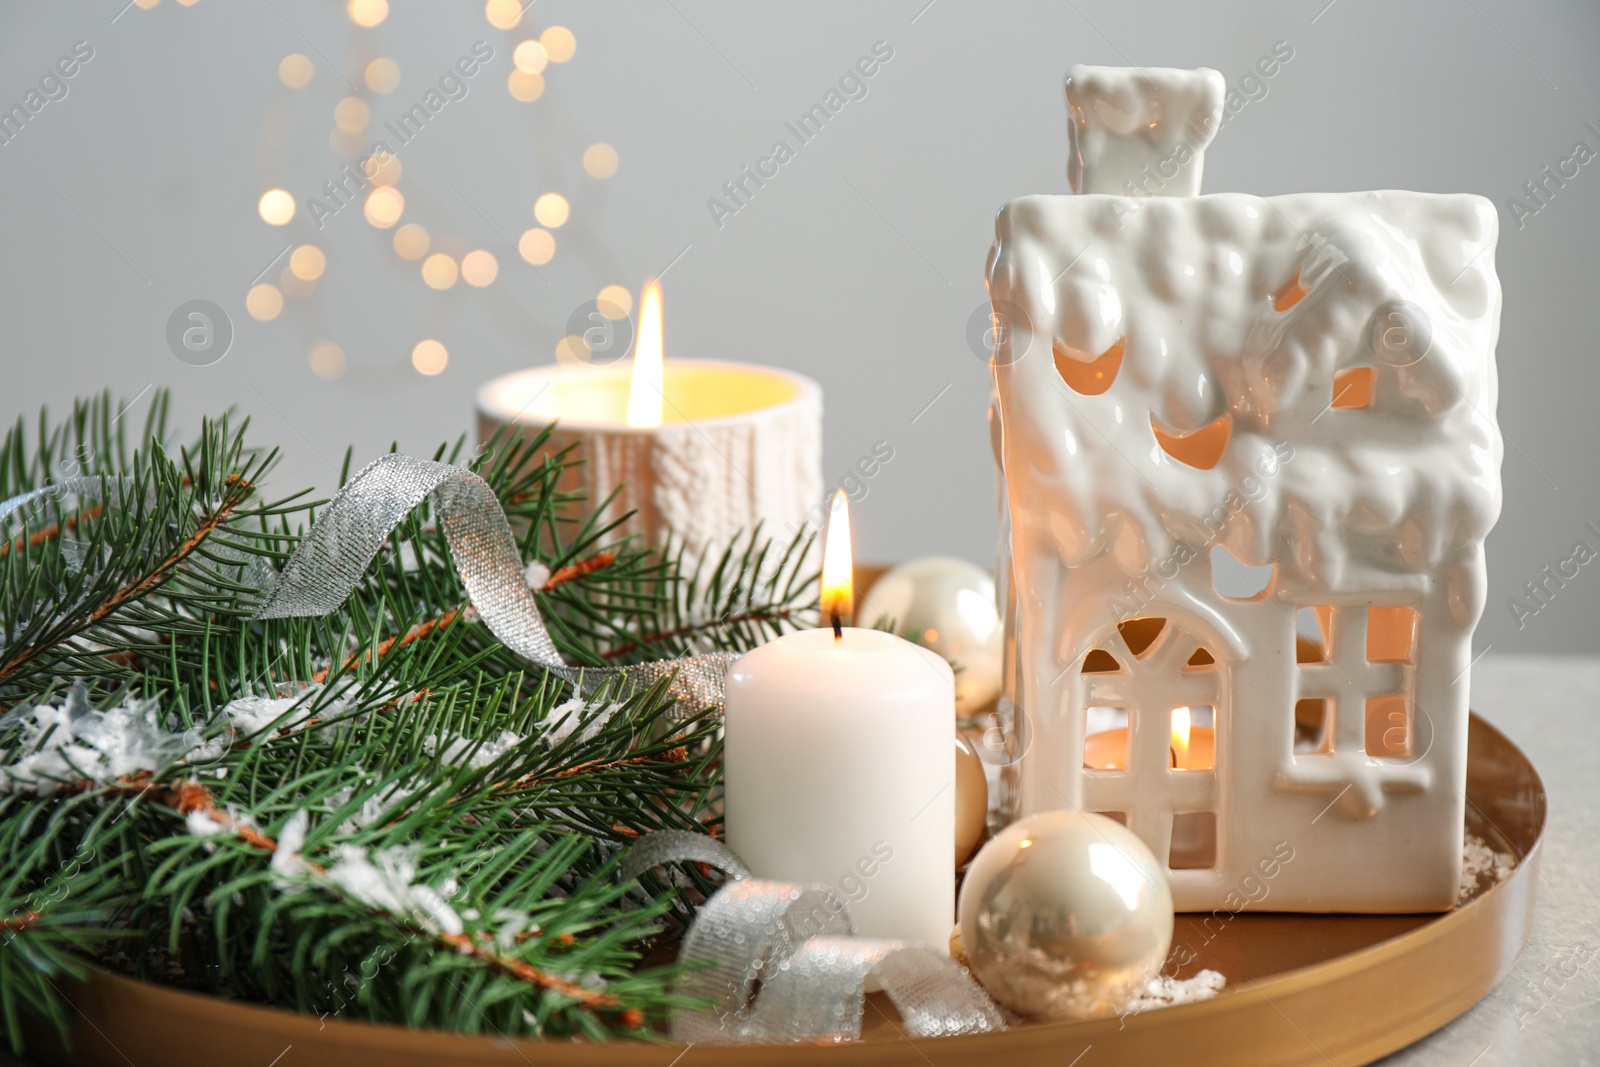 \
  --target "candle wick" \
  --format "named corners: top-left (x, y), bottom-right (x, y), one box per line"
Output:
top-left (1169, 745), bottom-right (1178, 769)
top-left (830, 612), bottom-right (843, 639)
